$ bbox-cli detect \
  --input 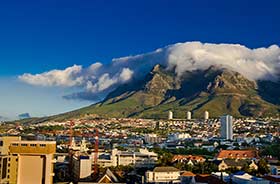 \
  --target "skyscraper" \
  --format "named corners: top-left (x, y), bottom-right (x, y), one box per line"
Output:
top-left (220, 115), bottom-right (233, 140)
top-left (187, 111), bottom-right (192, 120)
top-left (168, 111), bottom-right (173, 120)
top-left (204, 111), bottom-right (209, 120)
